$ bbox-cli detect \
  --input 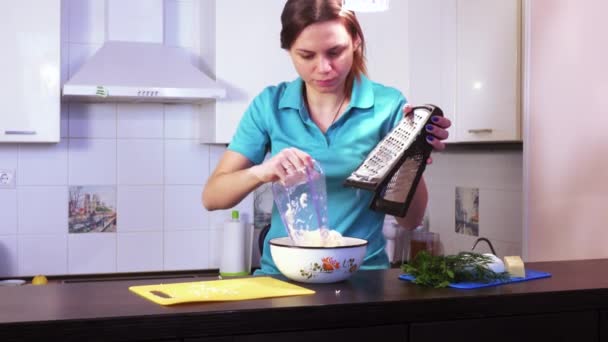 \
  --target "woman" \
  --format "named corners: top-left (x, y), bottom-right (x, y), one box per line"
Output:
top-left (203, 0), bottom-right (451, 274)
